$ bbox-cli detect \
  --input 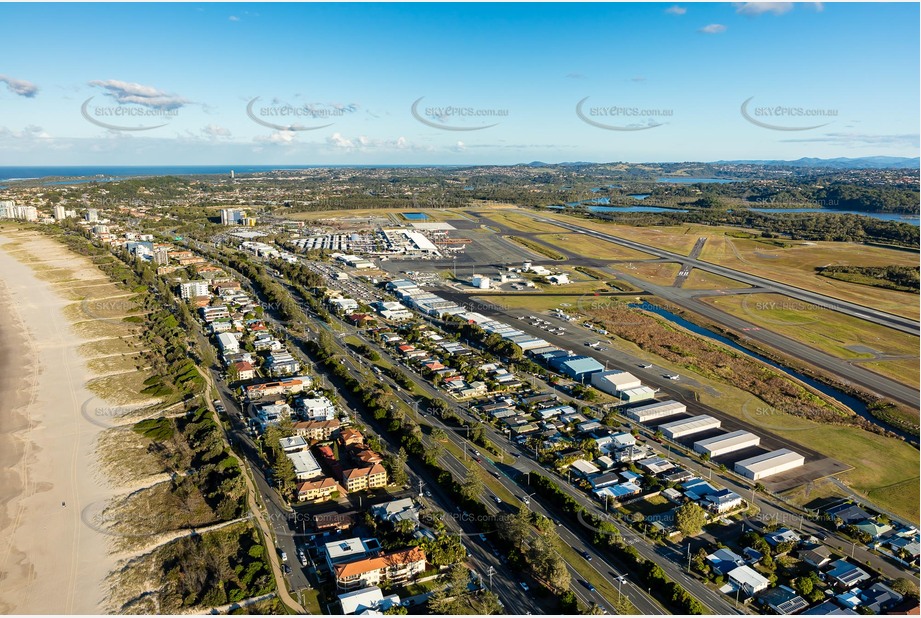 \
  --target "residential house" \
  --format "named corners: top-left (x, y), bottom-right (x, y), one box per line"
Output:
top-left (707, 548), bottom-right (745, 575)
top-left (293, 419), bottom-right (341, 442)
top-left (727, 565), bottom-right (770, 596)
top-left (338, 586), bottom-right (401, 615)
top-left (371, 498), bottom-right (420, 527)
top-left (232, 360), bottom-right (255, 381)
top-left (860, 582), bottom-right (904, 614)
top-left (826, 559), bottom-right (871, 589)
top-left (802, 600), bottom-right (858, 615)
top-left (799, 546), bottom-right (832, 569)
top-left (334, 547), bottom-right (426, 591)
top-left (342, 464), bottom-right (387, 493)
top-left (296, 477), bottom-right (342, 502)
top-left (826, 503), bottom-right (871, 527)
top-left (704, 488), bottom-right (744, 514)
top-left (757, 586), bottom-right (810, 615)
